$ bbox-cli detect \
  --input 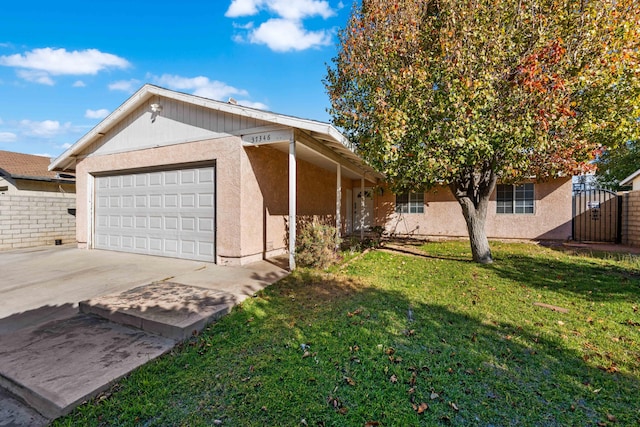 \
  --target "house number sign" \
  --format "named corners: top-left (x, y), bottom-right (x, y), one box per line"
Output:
top-left (242, 129), bottom-right (293, 145)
